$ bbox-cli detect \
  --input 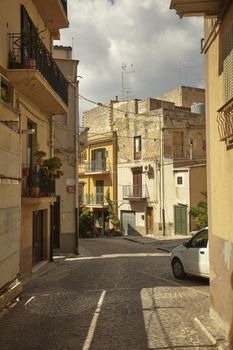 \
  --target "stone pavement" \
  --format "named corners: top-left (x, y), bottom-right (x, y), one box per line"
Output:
top-left (123, 234), bottom-right (229, 349)
top-left (0, 236), bottom-right (229, 350)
